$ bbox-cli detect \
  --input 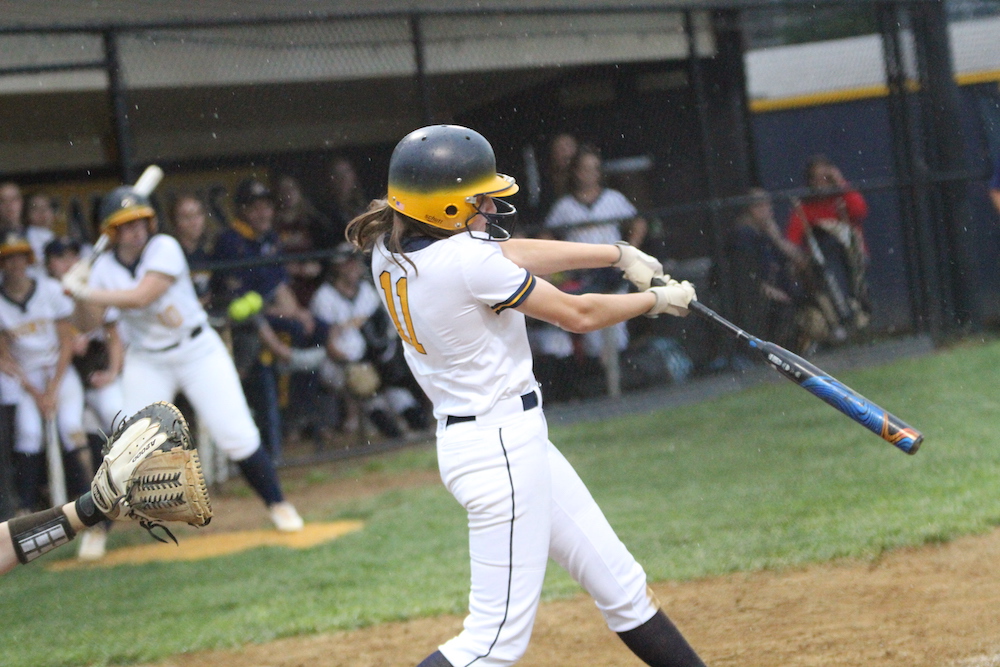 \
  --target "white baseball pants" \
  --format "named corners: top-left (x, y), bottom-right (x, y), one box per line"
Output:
top-left (10, 365), bottom-right (86, 454)
top-left (122, 326), bottom-right (261, 461)
top-left (436, 394), bottom-right (657, 667)
top-left (84, 377), bottom-right (124, 433)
